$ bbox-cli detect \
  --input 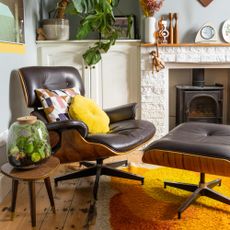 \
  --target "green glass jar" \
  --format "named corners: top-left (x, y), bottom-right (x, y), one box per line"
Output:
top-left (7, 116), bottom-right (51, 169)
